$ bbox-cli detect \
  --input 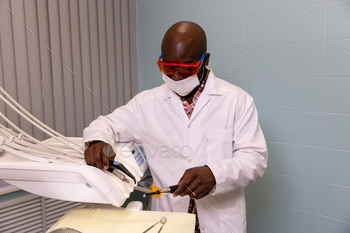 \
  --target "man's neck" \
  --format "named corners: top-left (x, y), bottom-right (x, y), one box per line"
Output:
top-left (182, 68), bottom-right (209, 104)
